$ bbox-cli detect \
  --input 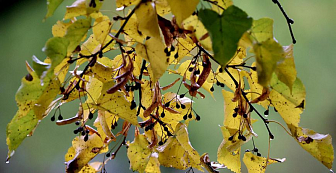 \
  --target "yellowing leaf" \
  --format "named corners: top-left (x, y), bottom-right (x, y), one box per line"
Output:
top-left (52, 21), bottom-right (71, 37)
top-left (253, 39), bottom-right (284, 87)
top-left (167, 0), bottom-right (199, 27)
top-left (289, 125), bottom-right (334, 169)
top-left (45, 0), bottom-right (64, 19)
top-left (122, 12), bottom-right (146, 43)
top-left (169, 37), bottom-right (195, 64)
top-left (217, 126), bottom-right (241, 173)
top-left (135, 1), bottom-right (162, 40)
top-left (136, 39), bottom-right (169, 83)
top-left (116, 0), bottom-right (140, 8)
top-left (43, 37), bottom-right (69, 69)
top-left (78, 165), bottom-right (97, 173)
top-left (65, 18), bottom-right (91, 54)
top-left (88, 81), bottom-right (138, 125)
top-left (6, 64), bottom-right (61, 161)
top-left (243, 152), bottom-right (284, 173)
top-left (65, 133), bottom-right (104, 173)
top-left (275, 44), bottom-right (297, 90)
top-left (64, 0), bottom-right (103, 20)
top-left (251, 18), bottom-right (273, 43)
top-left (127, 134), bottom-right (152, 173)
top-left (157, 123), bottom-right (201, 170)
